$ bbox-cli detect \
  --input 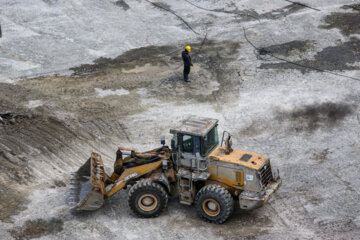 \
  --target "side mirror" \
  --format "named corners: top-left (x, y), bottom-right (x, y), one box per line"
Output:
top-left (161, 136), bottom-right (165, 145)
top-left (171, 139), bottom-right (175, 149)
